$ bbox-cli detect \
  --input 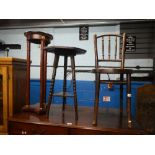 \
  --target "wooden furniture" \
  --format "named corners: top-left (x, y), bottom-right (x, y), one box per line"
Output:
top-left (92, 33), bottom-right (132, 126)
top-left (0, 57), bottom-right (27, 133)
top-left (8, 104), bottom-right (145, 135)
top-left (136, 84), bottom-right (155, 134)
top-left (23, 31), bottom-right (53, 114)
top-left (0, 66), bottom-right (8, 133)
top-left (45, 46), bottom-right (86, 120)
